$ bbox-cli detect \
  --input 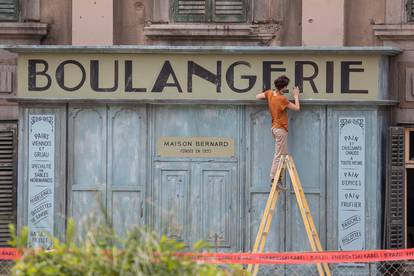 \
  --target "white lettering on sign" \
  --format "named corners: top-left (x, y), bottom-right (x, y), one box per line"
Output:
top-left (338, 117), bottom-right (365, 251)
top-left (28, 115), bottom-right (55, 249)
